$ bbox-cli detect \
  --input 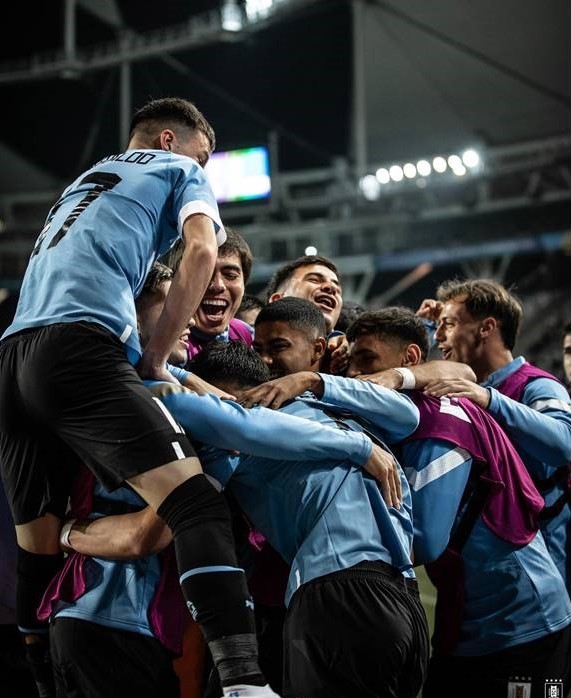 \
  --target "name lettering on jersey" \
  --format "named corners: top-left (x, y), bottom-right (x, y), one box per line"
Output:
top-left (439, 396), bottom-right (471, 423)
top-left (95, 151), bottom-right (156, 166)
